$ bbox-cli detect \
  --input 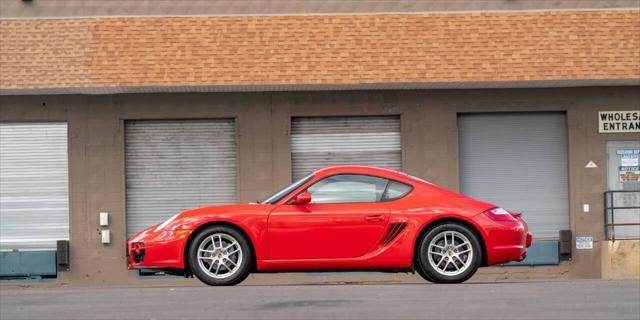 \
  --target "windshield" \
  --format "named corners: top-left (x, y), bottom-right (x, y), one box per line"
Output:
top-left (261, 173), bottom-right (314, 204)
